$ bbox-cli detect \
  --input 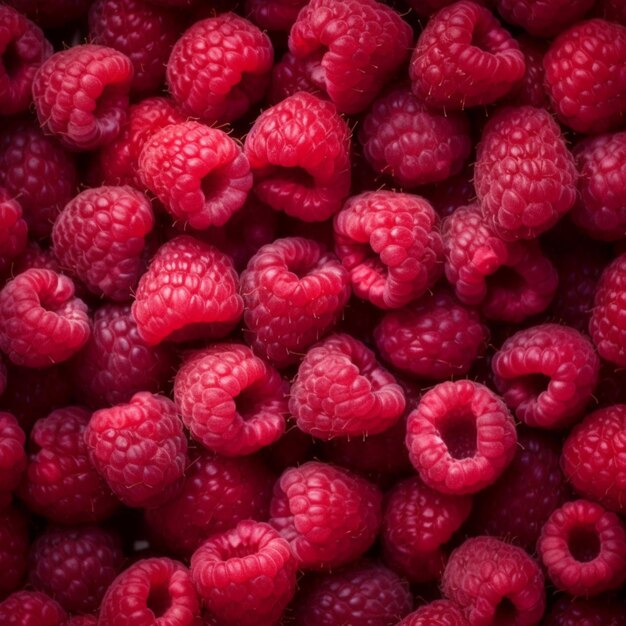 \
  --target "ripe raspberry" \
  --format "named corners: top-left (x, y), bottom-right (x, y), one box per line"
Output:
top-left (598, 0), bottom-right (626, 24)
top-left (99, 558), bottom-right (200, 626)
top-left (562, 405), bottom-right (626, 514)
top-left (0, 505), bottom-right (29, 595)
top-left (423, 167), bottom-right (477, 219)
top-left (0, 354), bottom-right (5, 397)
top-left (28, 525), bottom-right (124, 613)
top-left (504, 37), bottom-right (548, 108)
top-left (245, 0), bottom-right (307, 32)
top-left (406, 380), bottom-right (517, 495)
top-left (544, 19), bottom-right (626, 134)
top-left (63, 617), bottom-right (98, 626)
top-left (241, 237), bottom-right (351, 368)
top-left (397, 600), bottom-right (469, 626)
top-left (191, 520), bottom-right (297, 626)
top-left (4, 0), bottom-right (91, 27)
top-left (543, 594), bottom-right (626, 626)
top-left (132, 235), bottom-right (243, 345)
top-left (269, 461), bottom-right (382, 570)
top-left (167, 13), bottom-right (273, 123)
top-left (410, 1), bottom-right (525, 109)
top-left (0, 189), bottom-right (27, 272)
top-left (289, 0), bottom-right (413, 114)
top-left (442, 537), bottom-right (545, 626)
top-left (0, 591), bottom-right (66, 626)
top-left (0, 412), bottom-right (26, 503)
top-left (139, 121), bottom-right (252, 230)
top-left (267, 51), bottom-right (322, 104)
top-left (244, 92), bottom-right (351, 222)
